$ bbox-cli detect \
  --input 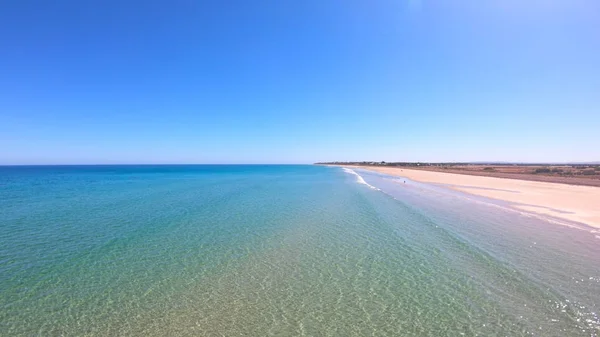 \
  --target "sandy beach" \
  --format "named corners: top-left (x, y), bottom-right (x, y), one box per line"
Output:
top-left (343, 166), bottom-right (600, 229)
